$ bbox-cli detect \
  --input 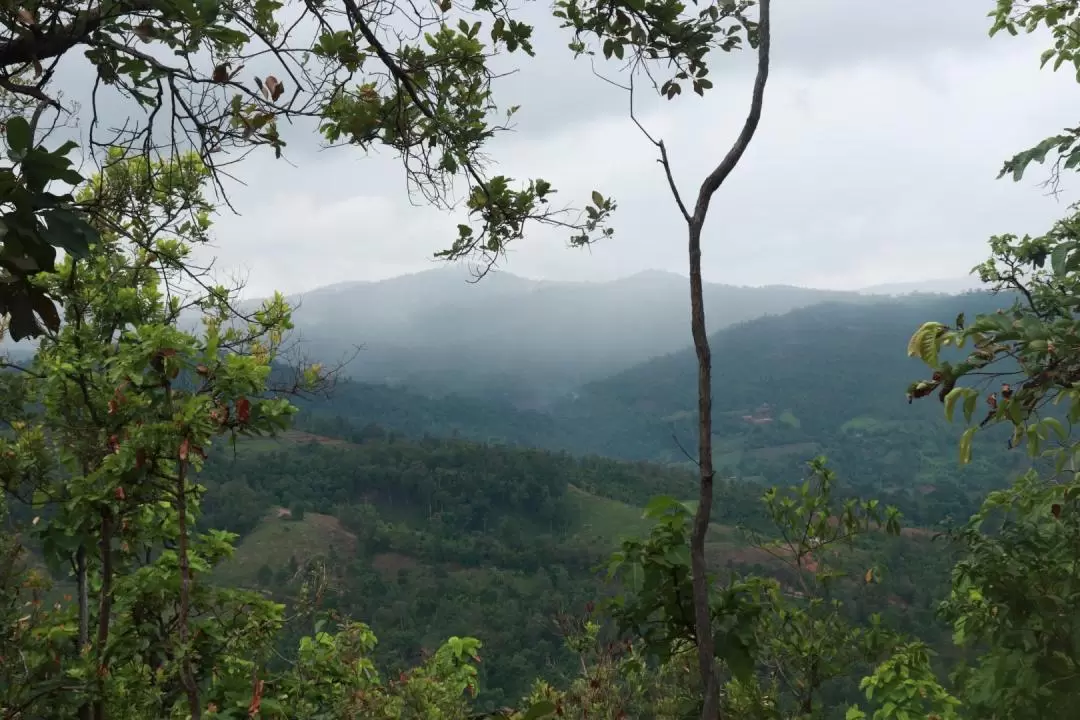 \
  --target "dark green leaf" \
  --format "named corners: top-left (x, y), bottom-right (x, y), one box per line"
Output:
top-left (5, 116), bottom-right (31, 155)
top-left (40, 208), bottom-right (99, 257)
top-left (523, 700), bottom-right (557, 719)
